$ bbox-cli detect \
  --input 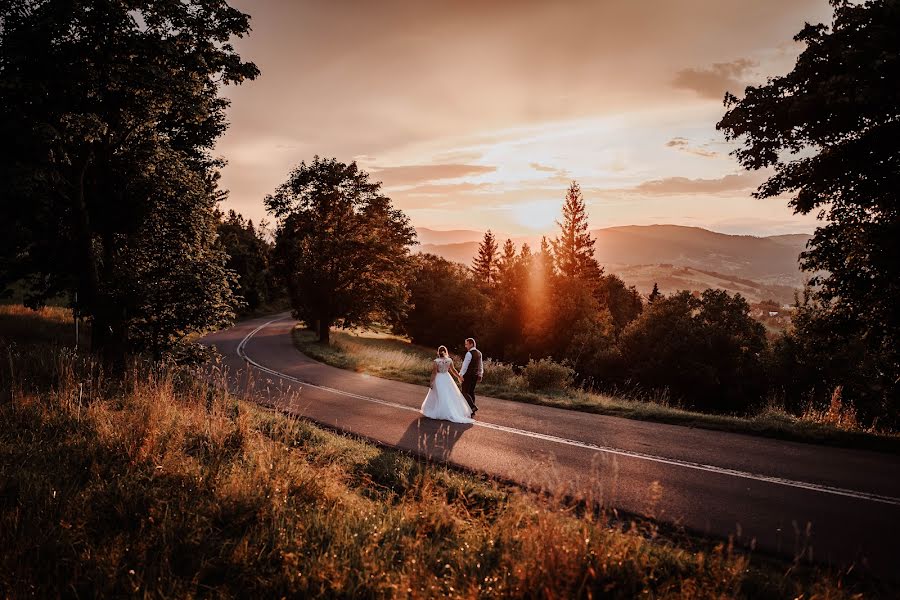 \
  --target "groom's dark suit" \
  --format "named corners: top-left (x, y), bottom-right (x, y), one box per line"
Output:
top-left (460, 347), bottom-right (482, 413)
